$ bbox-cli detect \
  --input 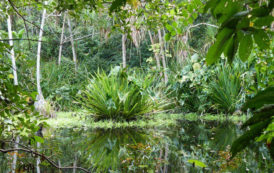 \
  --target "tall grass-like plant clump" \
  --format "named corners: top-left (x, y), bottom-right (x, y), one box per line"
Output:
top-left (79, 67), bottom-right (156, 121)
top-left (209, 66), bottom-right (243, 114)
